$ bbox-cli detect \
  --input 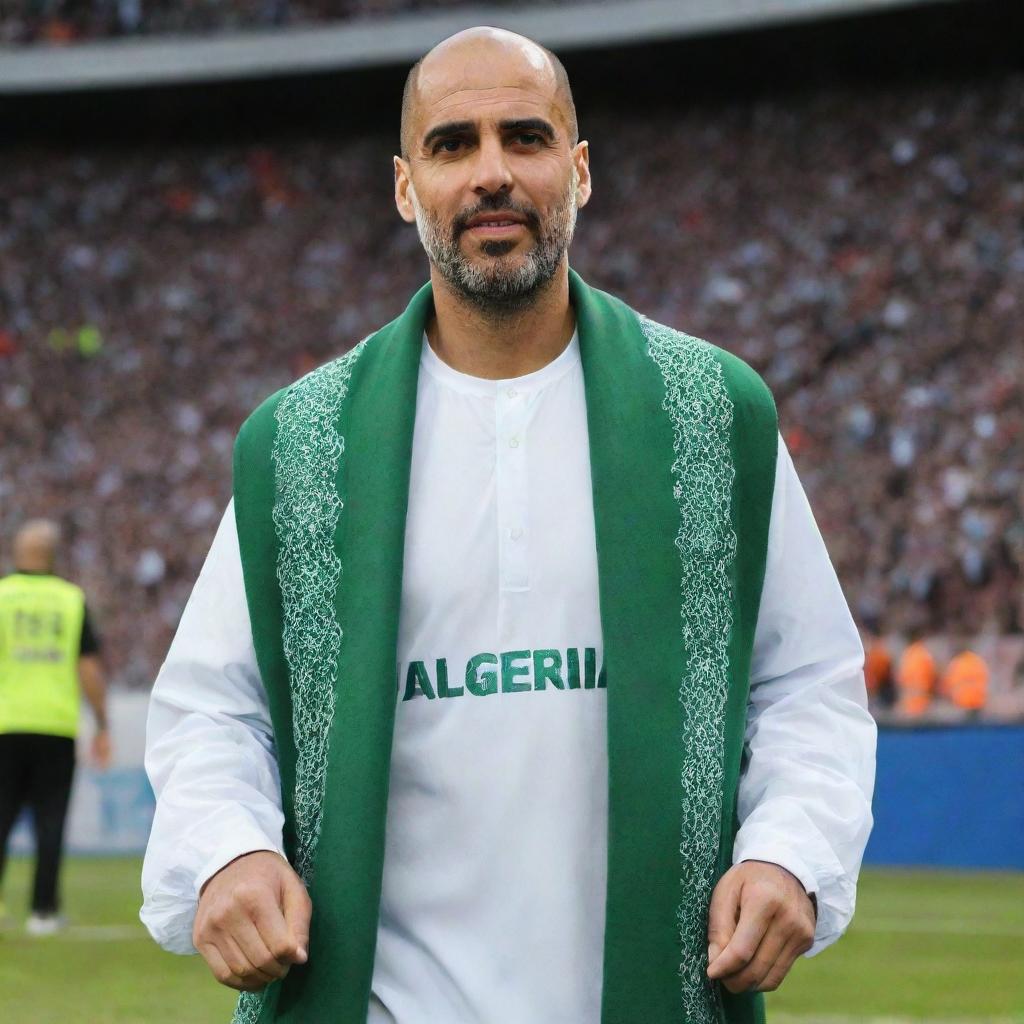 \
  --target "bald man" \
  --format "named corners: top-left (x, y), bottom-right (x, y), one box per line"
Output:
top-left (0, 519), bottom-right (110, 935)
top-left (142, 27), bottom-right (874, 1024)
